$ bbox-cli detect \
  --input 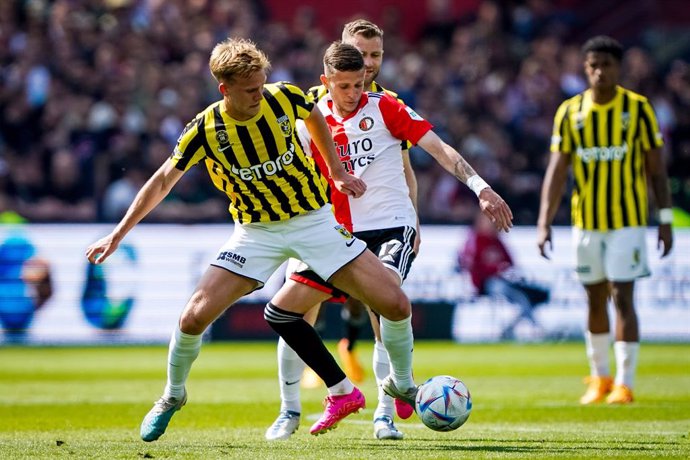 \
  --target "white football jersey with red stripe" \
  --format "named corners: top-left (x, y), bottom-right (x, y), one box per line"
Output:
top-left (298, 92), bottom-right (432, 233)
